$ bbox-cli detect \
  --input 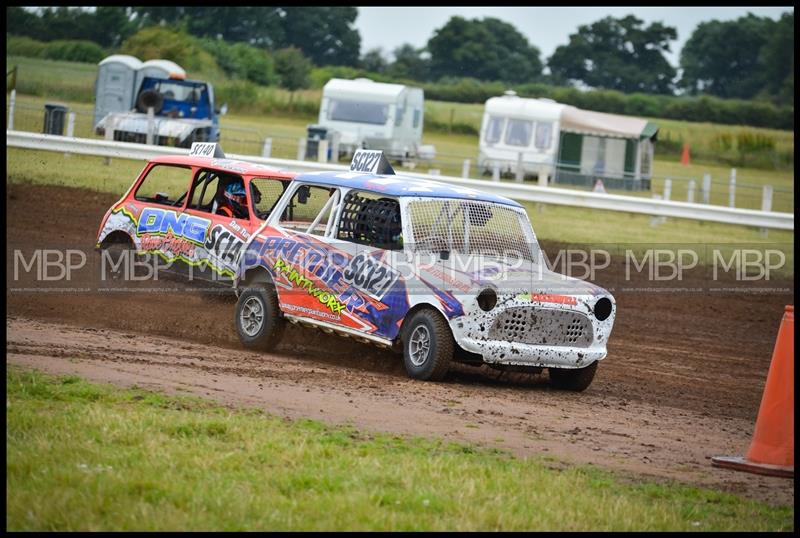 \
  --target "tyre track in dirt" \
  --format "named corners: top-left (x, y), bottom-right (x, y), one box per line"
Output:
top-left (7, 316), bottom-right (792, 506)
top-left (6, 183), bottom-right (794, 506)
